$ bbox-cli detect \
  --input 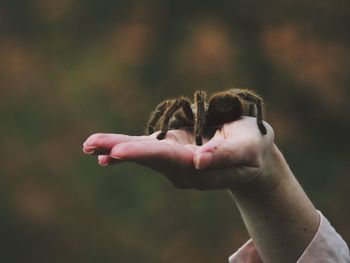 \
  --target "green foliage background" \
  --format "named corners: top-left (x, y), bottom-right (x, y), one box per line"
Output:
top-left (1, 0), bottom-right (349, 262)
